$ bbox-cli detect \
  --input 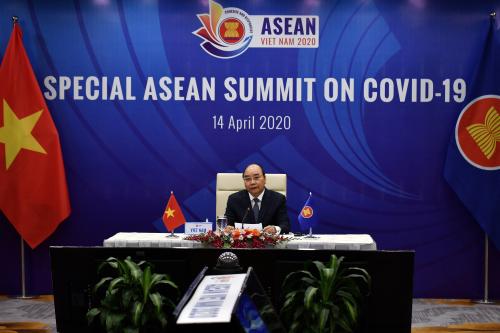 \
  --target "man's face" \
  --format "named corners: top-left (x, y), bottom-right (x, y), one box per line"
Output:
top-left (243, 164), bottom-right (266, 197)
